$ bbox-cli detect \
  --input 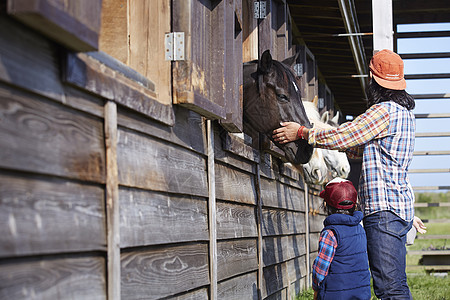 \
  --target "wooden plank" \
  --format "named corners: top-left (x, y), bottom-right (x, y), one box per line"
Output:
top-left (216, 201), bottom-right (258, 240)
top-left (0, 254), bottom-right (106, 300)
top-left (207, 119), bottom-right (218, 300)
top-left (263, 234), bottom-right (306, 267)
top-left (0, 87), bottom-right (105, 183)
top-left (120, 188), bottom-right (208, 247)
top-left (99, 0), bottom-right (128, 63)
top-left (220, 0), bottom-right (244, 133)
top-left (261, 261), bottom-right (288, 298)
top-left (0, 17), bottom-right (66, 104)
top-left (286, 256), bottom-right (307, 284)
top-left (242, 0), bottom-right (258, 62)
top-left (64, 52), bottom-right (175, 126)
top-left (262, 209), bottom-right (306, 236)
top-left (117, 128), bottom-right (208, 197)
top-left (172, 0), bottom-right (227, 120)
top-left (309, 214), bottom-right (326, 233)
top-left (222, 132), bottom-right (260, 163)
top-left (309, 232), bottom-right (320, 253)
top-left (217, 239), bottom-right (258, 281)
top-left (121, 243), bottom-right (209, 300)
top-left (105, 101), bottom-right (120, 300)
top-left (258, 0), bottom-right (275, 57)
top-left (118, 105), bottom-right (206, 156)
top-left (171, 288), bottom-right (209, 300)
top-left (415, 113), bottom-right (450, 119)
top-left (8, 0), bottom-right (102, 51)
top-left (260, 178), bottom-right (305, 211)
top-left (0, 172), bottom-right (105, 257)
top-left (215, 162), bottom-right (257, 205)
top-left (217, 272), bottom-right (258, 300)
